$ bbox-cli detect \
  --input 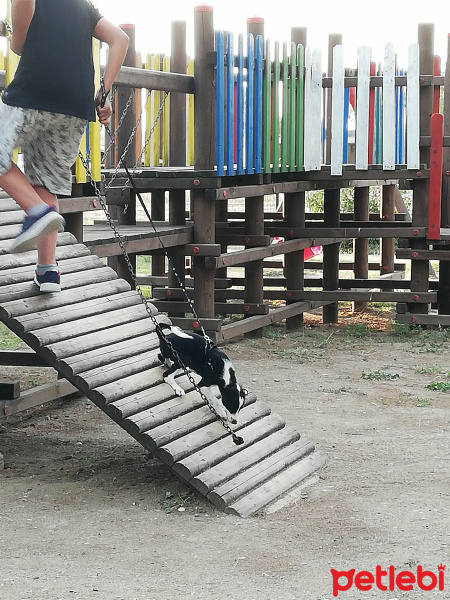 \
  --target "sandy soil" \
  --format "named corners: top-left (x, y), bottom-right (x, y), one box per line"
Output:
top-left (1, 310), bottom-right (449, 600)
